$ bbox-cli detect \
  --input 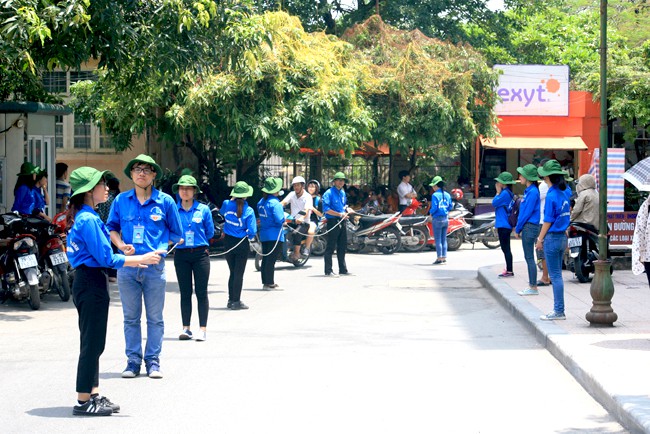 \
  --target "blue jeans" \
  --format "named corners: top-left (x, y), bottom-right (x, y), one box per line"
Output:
top-left (432, 216), bottom-right (449, 259)
top-left (543, 232), bottom-right (567, 313)
top-left (118, 260), bottom-right (167, 366)
top-left (521, 223), bottom-right (540, 286)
